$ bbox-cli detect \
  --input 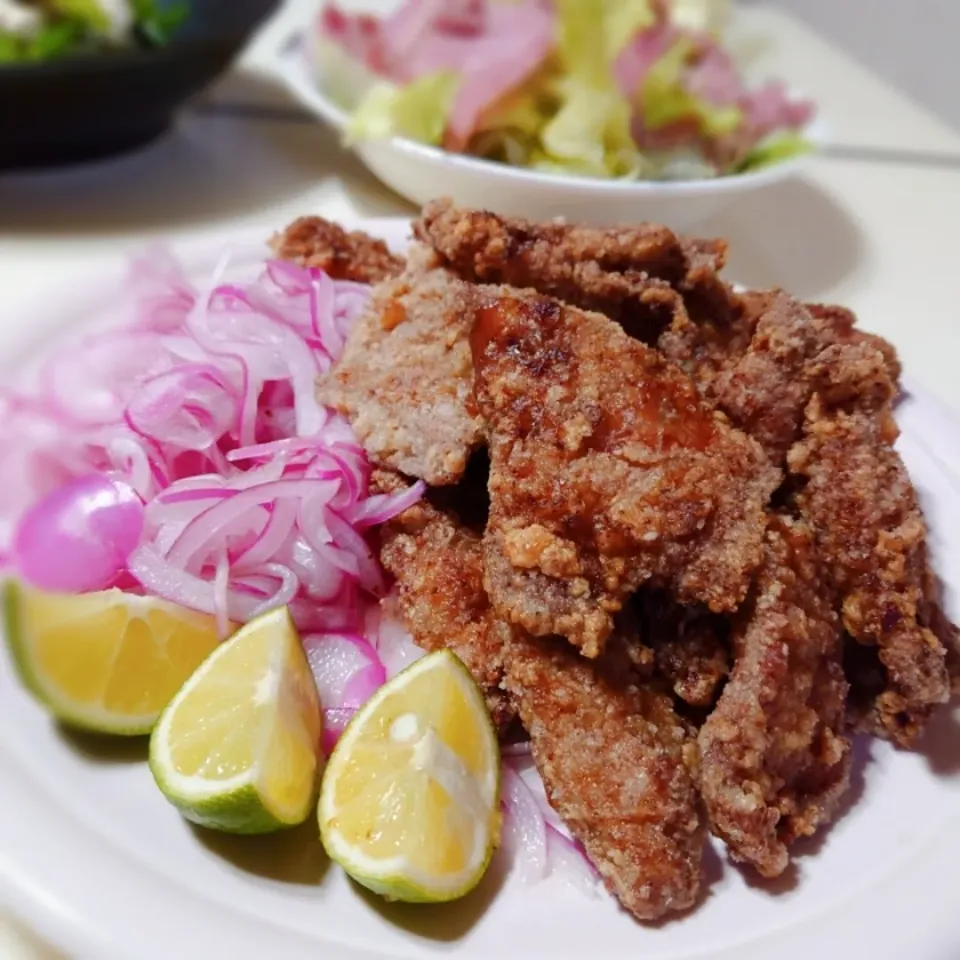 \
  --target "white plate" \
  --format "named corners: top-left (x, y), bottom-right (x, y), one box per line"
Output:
top-left (271, 8), bottom-right (823, 231)
top-left (2, 219), bottom-right (960, 960)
